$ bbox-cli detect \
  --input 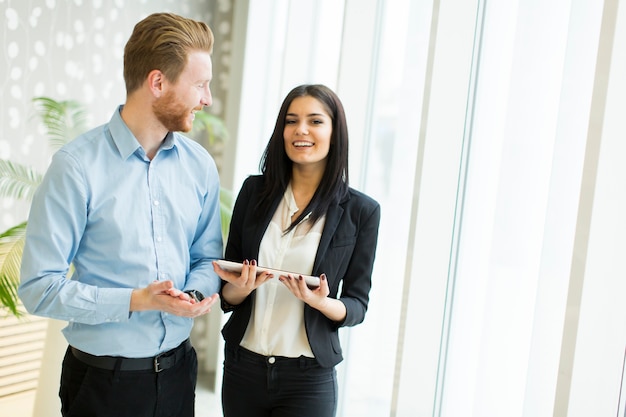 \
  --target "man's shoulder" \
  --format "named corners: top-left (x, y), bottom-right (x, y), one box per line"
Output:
top-left (56, 124), bottom-right (108, 158)
top-left (173, 132), bottom-right (207, 151)
top-left (173, 133), bottom-right (214, 162)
